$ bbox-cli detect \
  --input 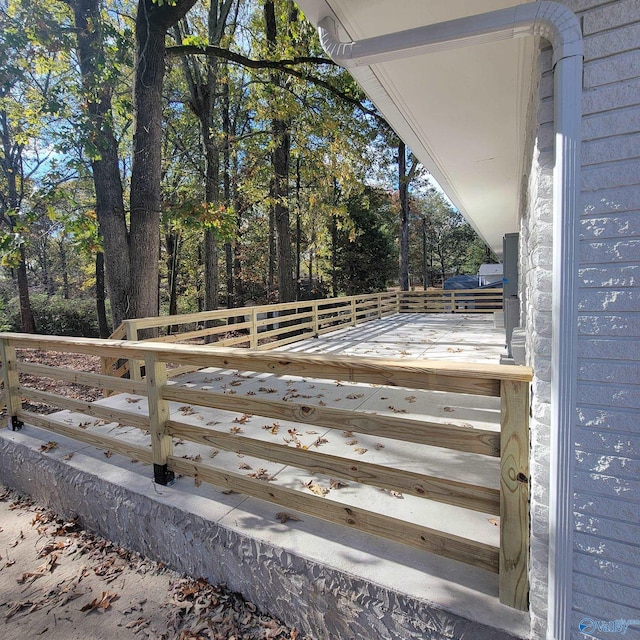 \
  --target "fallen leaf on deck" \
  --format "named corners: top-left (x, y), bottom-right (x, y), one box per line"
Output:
top-left (342, 430), bottom-right (354, 438)
top-left (345, 439), bottom-right (358, 446)
top-left (312, 437), bottom-right (328, 448)
top-left (233, 414), bottom-right (252, 424)
top-left (329, 479), bottom-right (348, 490)
top-left (388, 405), bottom-right (406, 413)
top-left (346, 393), bottom-right (364, 400)
top-left (301, 480), bottom-right (329, 496)
top-left (354, 447), bottom-right (368, 455)
top-left (247, 468), bottom-right (274, 482)
top-left (404, 396), bottom-right (417, 403)
top-left (229, 426), bottom-right (243, 434)
top-left (443, 407), bottom-right (455, 412)
top-left (39, 441), bottom-right (58, 452)
top-left (238, 463), bottom-right (252, 470)
top-left (488, 518), bottom-right (500, 526)
top-left (104, 451), bottom-right (113, 458)
top-left (275, 512), bottom-right (302, 524)
top-left (126, 398), bottom-right (142, 404)
top-left (390, 491), bottom-right (404, 499)
top-left (209, 449), bottom-right (219, 458)
top-left (63, 453), bottom-right (74, 461)
top-left (262, 423), bottom-right (279, 435)
top-left (258, 387), bottom-right (277, 394)
top-left (375, 443), bottom-right (385, 450)
top-left (178, 406), bottom-right (195, 415)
